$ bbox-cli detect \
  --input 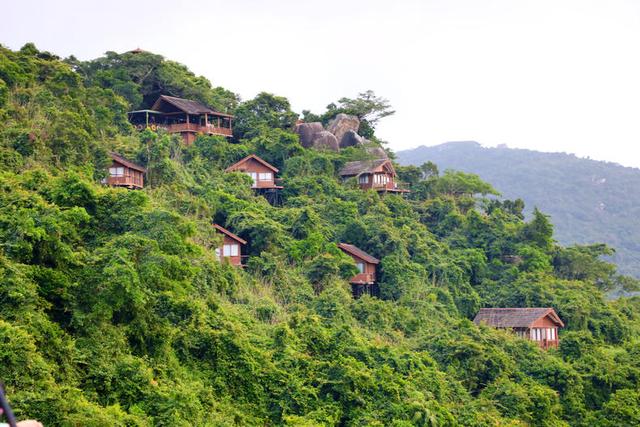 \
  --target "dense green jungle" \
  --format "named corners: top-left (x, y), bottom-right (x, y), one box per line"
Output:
top-left (0, 44), bottom-right (639, 426)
